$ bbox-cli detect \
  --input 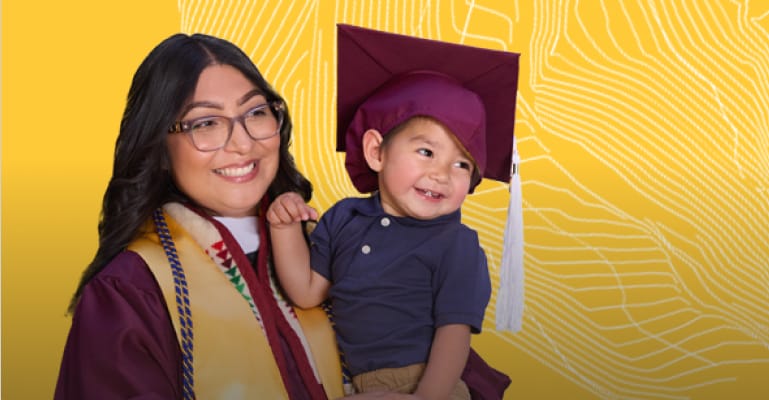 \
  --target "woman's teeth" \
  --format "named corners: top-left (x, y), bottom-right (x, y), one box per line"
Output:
top-left (215, 162), bottom-right (255, 177)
